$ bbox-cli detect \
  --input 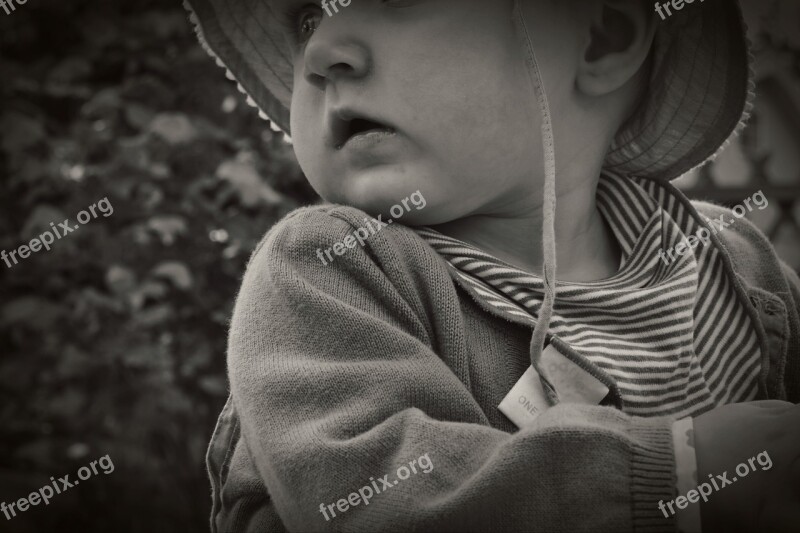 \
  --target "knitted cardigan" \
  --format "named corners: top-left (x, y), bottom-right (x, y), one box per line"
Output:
top-left (208, 193), bottom-right (800, 533)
